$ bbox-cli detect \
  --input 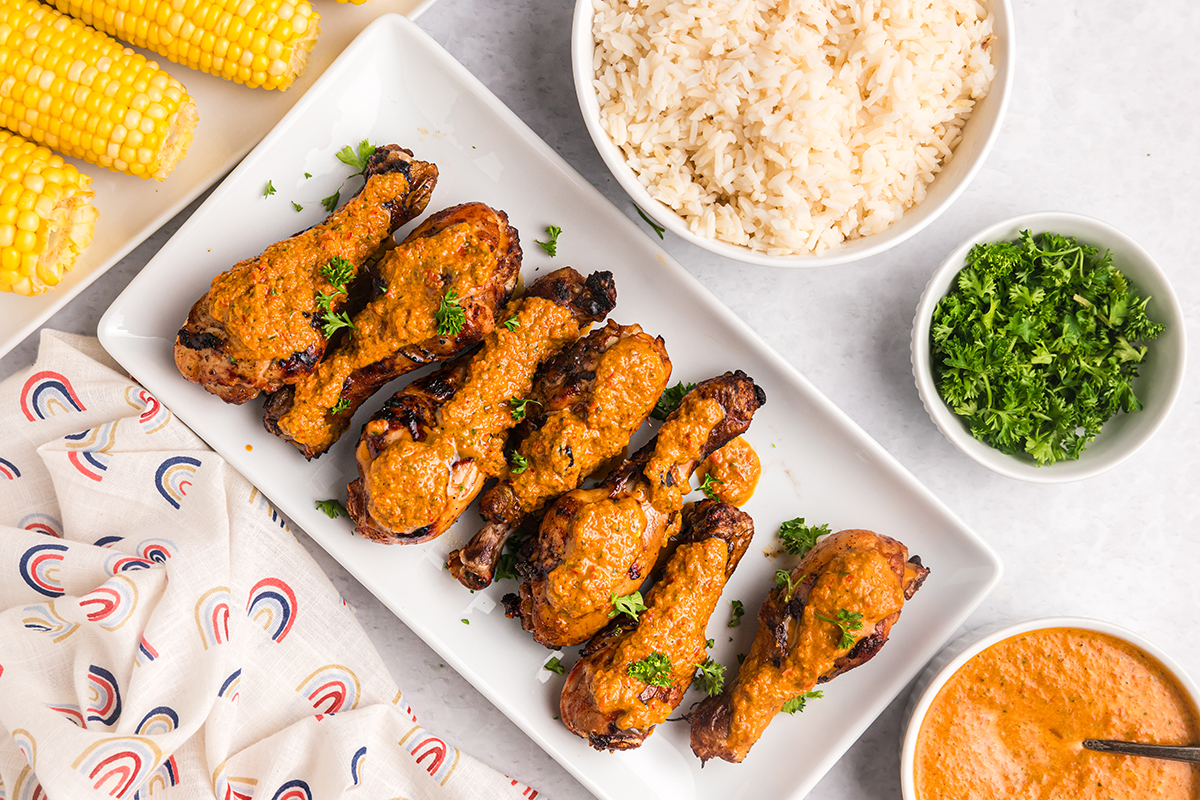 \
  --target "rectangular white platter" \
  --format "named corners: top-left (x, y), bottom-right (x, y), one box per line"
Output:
top-left (0, 0), bottom-right (438, 361)
top-left (99, 15), bottom-right (1002, 800)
